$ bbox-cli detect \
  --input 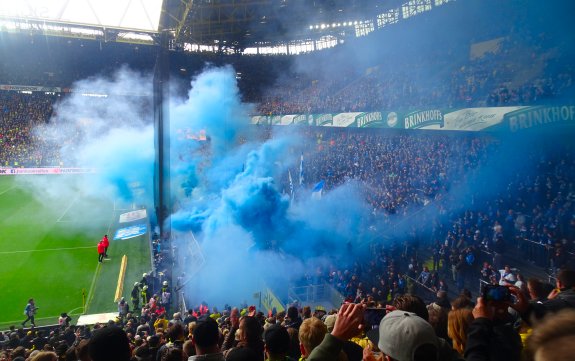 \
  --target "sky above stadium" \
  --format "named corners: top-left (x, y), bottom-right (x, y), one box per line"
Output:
top-left (0, 0), bottom-right (162, 32)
